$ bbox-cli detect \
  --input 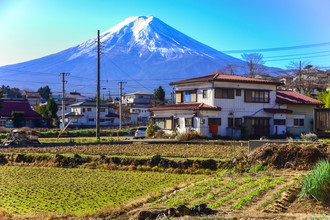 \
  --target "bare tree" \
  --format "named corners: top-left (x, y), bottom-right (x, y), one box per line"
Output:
top-left (241, 53), bottom-right (266, 77)
top-left (284, 61), bottom-right (322, 95)
top-left (220, 64), bottom-right (237, 75)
